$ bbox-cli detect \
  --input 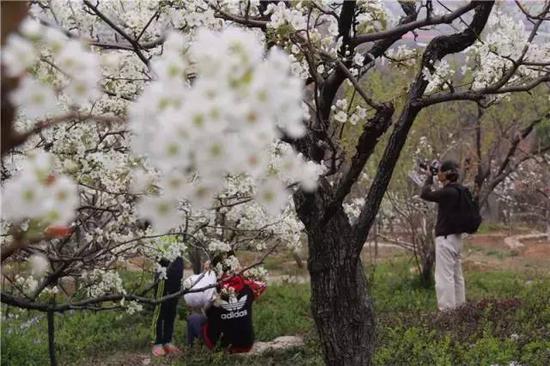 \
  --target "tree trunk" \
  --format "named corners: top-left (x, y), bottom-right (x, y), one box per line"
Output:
top-left (292, 250), bottom-right (304, 269)
top-left (420, 254), bottom-right (435, 288)
top-left (189, 246), bottom-right (205, 275)
top-left (305, 208), bottom-right (375, 366)
top-left (47, 310), bottom-right (57, 366)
